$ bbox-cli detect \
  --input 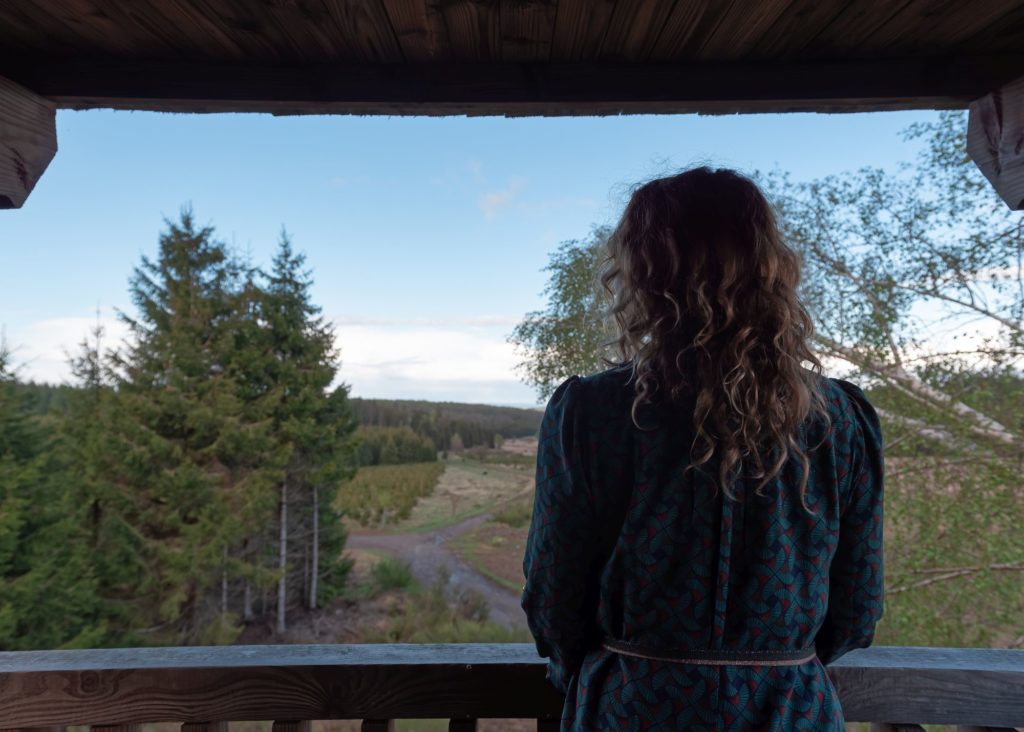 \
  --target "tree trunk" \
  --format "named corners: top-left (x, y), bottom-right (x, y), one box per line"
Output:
top-left (242, 538), bottom-right (253, 622)
top-left (221, 546), bottom-right (228, 618)
top-left (310, 483), bottom-right (319, 610)
top-left (243, 579), bottom-right (253, 623)
top-left (302, 540), bottom-right (309, 607)
top-left (277, 478), bottom-right (288, 634)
